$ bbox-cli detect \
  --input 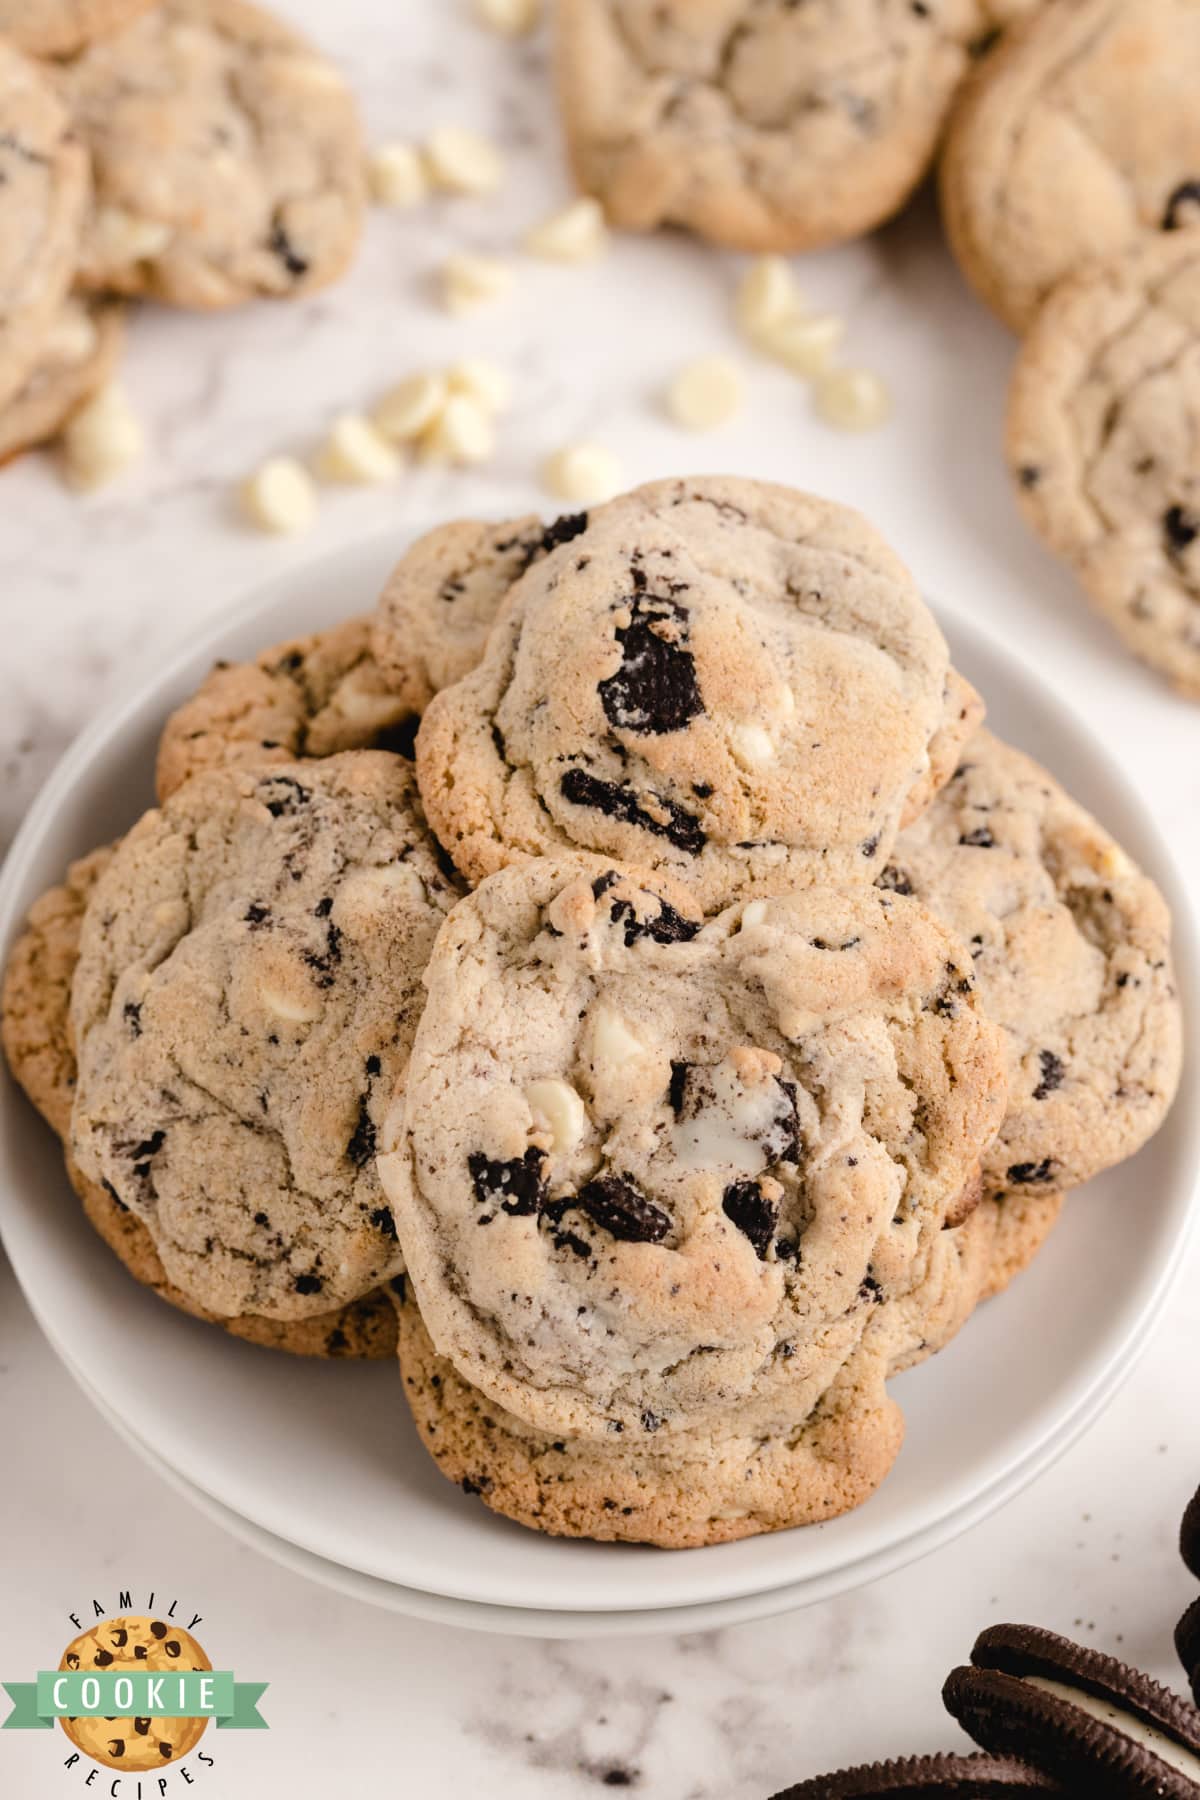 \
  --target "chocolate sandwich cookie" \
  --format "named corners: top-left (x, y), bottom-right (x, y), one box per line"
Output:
top-left (1176, 1600), bottom-right (1200, 1708)
top-left (1182, 1482), bottom-right (1200, 1580)
top-left (944, 1623), bottom-right (1200, 1798)
top-left (768, 1752), bottom-right (1065, 1798)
